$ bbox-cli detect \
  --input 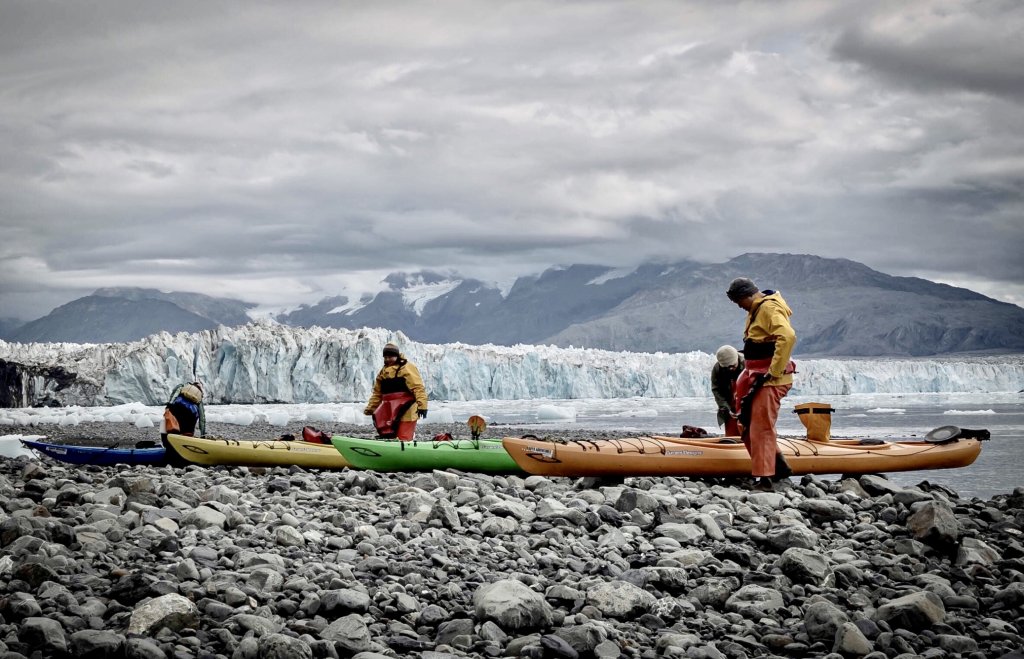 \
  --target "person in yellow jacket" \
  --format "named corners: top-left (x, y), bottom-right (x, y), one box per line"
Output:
top-left (363, 343), bottom-right (428, 441)
top-left (726, 277), bottom-right (796, 491)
